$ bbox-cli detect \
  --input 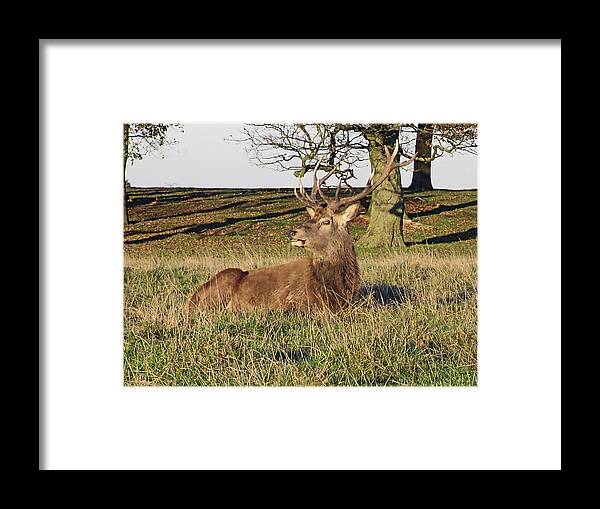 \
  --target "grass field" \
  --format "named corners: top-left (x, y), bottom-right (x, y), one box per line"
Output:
top-left (124, 187), bottom-right (478, 386)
